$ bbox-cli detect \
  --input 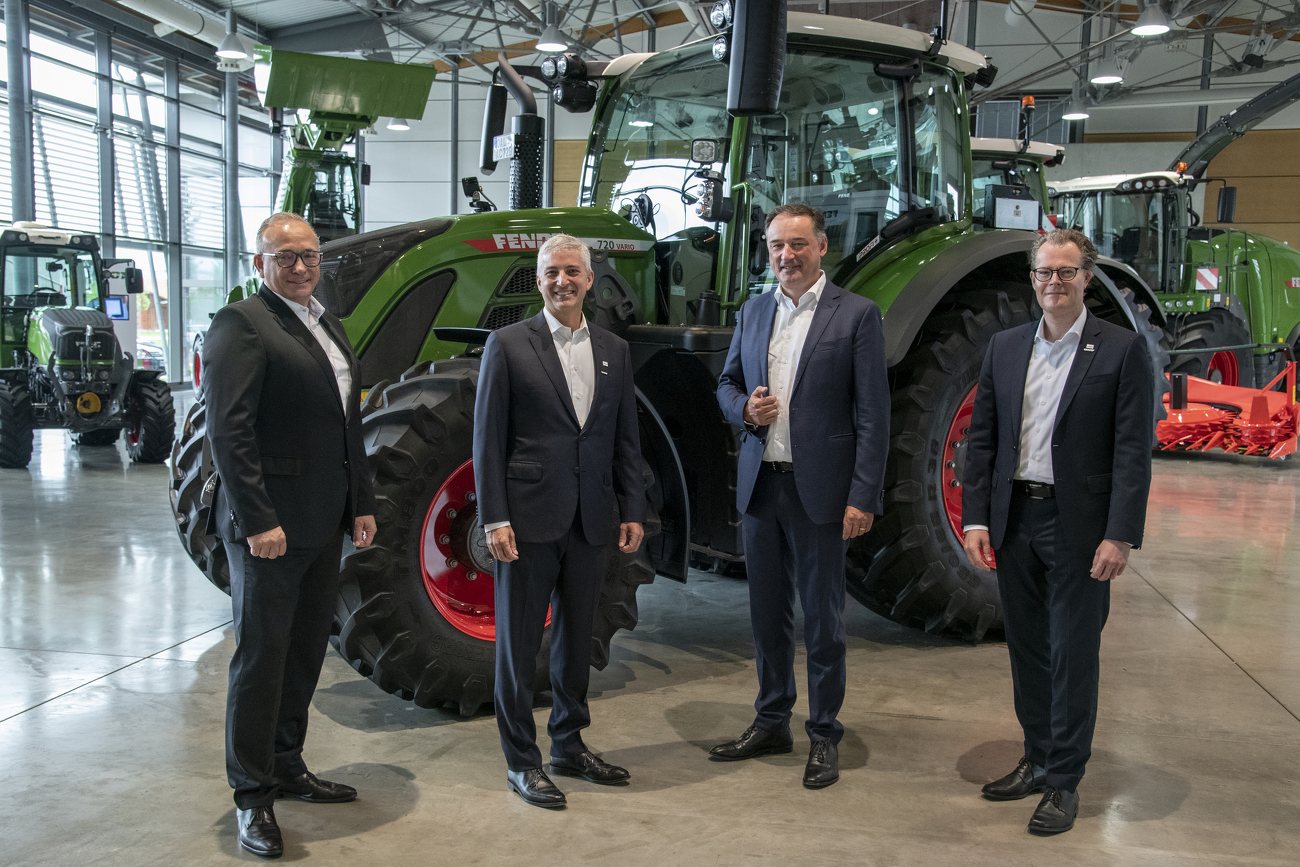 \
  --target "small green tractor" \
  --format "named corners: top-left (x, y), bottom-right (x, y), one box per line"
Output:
top-left (0, 222), bottom-right (174, 468)
top-left (171, 7), bottom-right (1167, 715)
